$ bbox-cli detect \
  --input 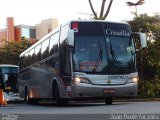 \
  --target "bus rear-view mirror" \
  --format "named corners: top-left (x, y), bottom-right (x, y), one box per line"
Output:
top-left (67, 30), bottom-right (74, 46)
top-left (133, 32), bottom-right (147, 51)
top-left (139, 33), bottom-right (147, 48)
